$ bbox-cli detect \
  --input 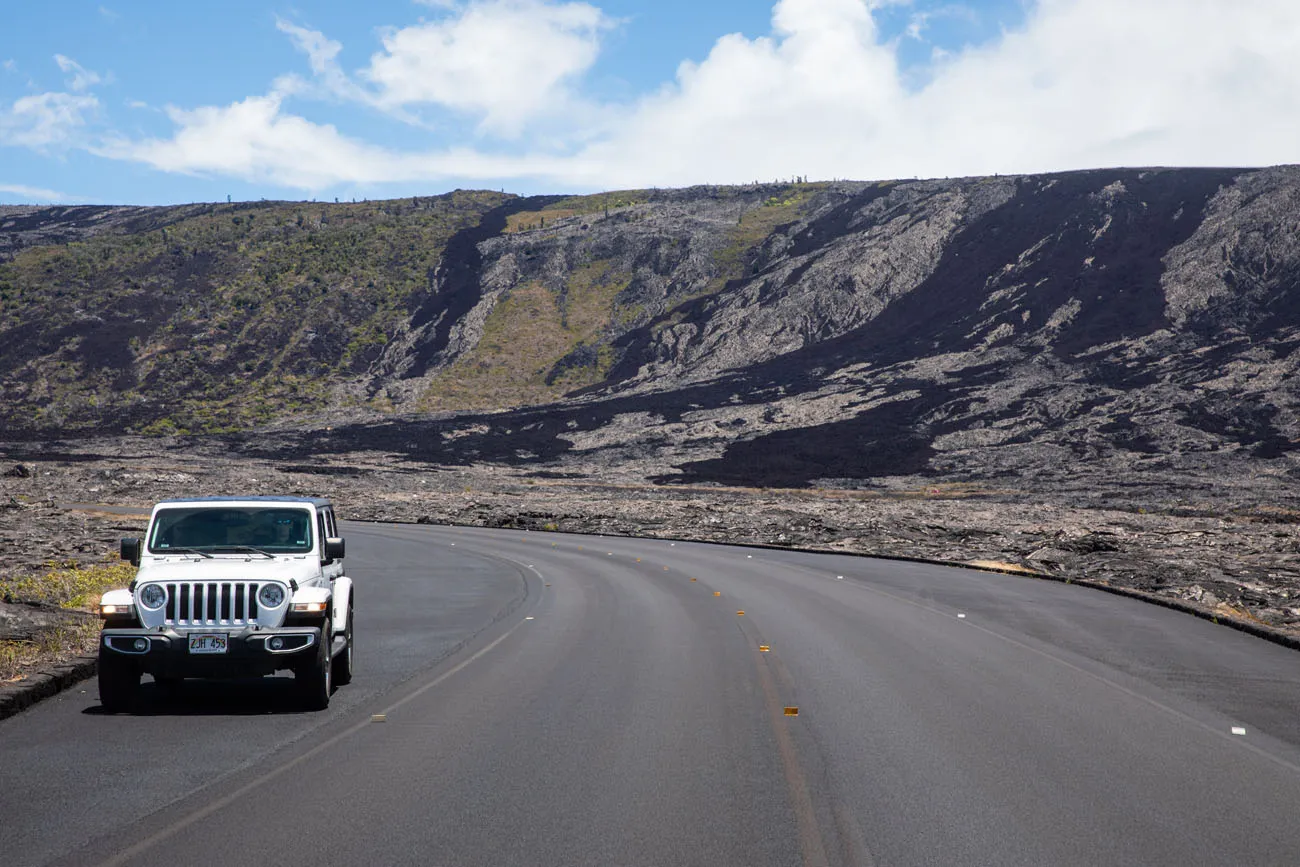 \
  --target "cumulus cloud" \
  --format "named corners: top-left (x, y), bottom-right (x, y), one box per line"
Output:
top-left (97, 92), bottom-right (602, 189)
top-left (102, 0), bottom-right (1300, 191)
top-left (362, 0), bottom-right (612, 136)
